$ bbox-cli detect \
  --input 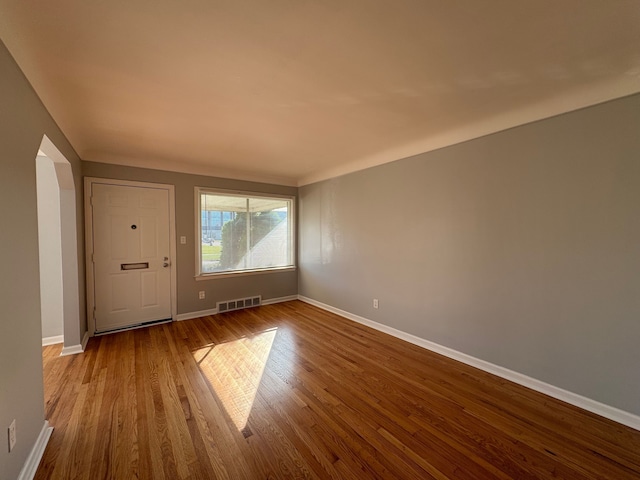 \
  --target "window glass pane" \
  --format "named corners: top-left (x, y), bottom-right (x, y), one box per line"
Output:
top-left (199, 191), bottom-right (293, 274)
top-left (244, 198), bottom-right (289, 270)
